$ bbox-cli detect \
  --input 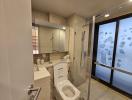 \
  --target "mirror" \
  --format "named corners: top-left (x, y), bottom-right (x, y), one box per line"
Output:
top-left (32, 24), bottom-right (69, 54)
